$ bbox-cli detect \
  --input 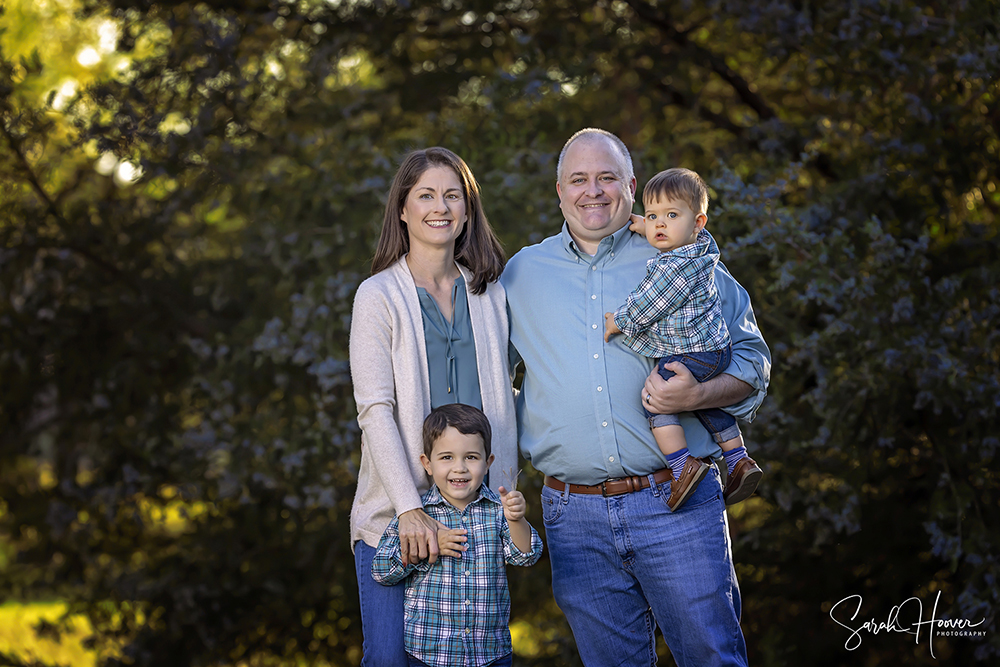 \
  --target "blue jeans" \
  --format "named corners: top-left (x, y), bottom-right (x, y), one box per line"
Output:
top-left (644, 345), bottom-right (741, 444)
top-left (407, 653), bottom-right (512, 667)
top-left (541, 465), bottom-right (748, 666)
top-left (354, 540), bottom-right (407, 667)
